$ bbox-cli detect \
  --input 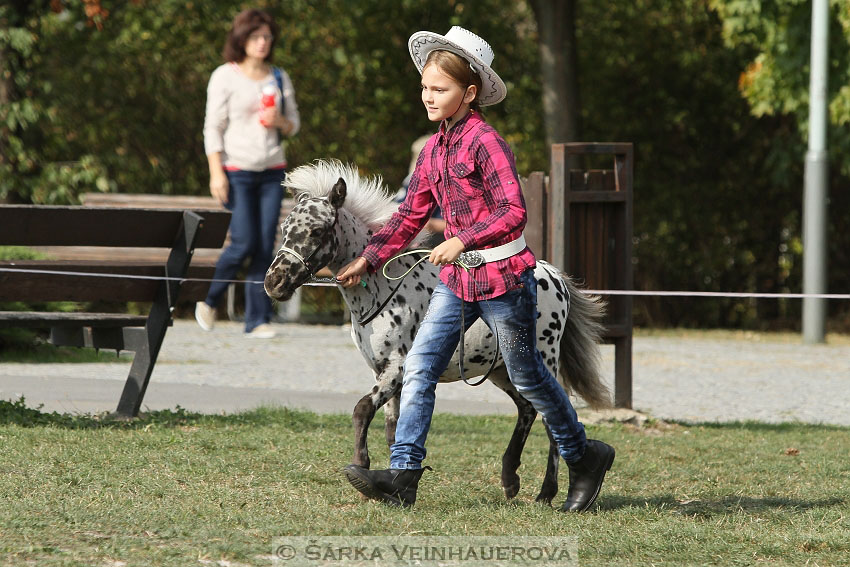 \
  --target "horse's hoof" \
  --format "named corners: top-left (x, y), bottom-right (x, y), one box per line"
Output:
top-left (535, 490), bottom-right (556, 505)
top-left (502, 474), bottom-right (520, 500)
top-left (353, 455), bottom-right (370, 469)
